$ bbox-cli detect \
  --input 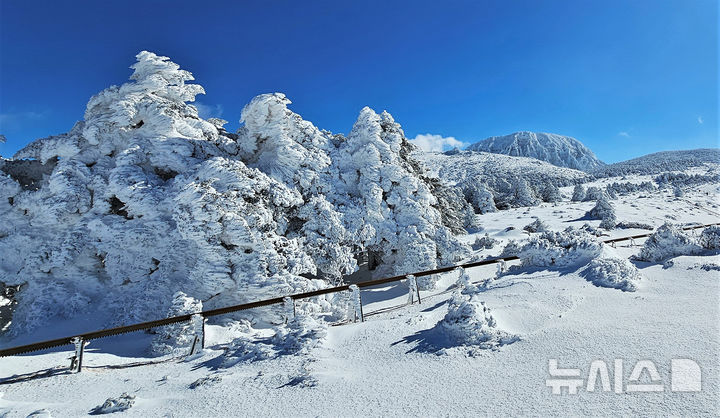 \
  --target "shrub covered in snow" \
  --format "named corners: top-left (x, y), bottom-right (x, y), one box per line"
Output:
top-left (571, 184), bottom-right (586, 202)
top-left (540, 183), bottom-right (562, 203)
top-left (636, 223), bottom-right (700, 262)
top-left (454, 267), bottom-right (480, 294)
top-left (437, 290), bottom-right (516, 350)
top-left (150, 292), bottom-right (203, 355)
top-left (583, 186), bottom-right (606, 201)
top-left (464, 182), bottom-right (497, 214)
top-left (585, 197), bottom-right (617, 229)
top-left (271, 313), bottom-right (328, 355)
top-left (523, 218), bottom-right (548, 233)
top-left (581, 257), bottom-right (641, 291)
top-left (472, 233), bottom-right (498, 250)
top-left (616, 221), bottom-right (654, 230)
top-left (499, 240), bottom-right (521, 257)
top-left (518, 229), bottom-right (603, 267)
top-left (654, 172), bottom-right (720, 189)
top-left (605, 181), bottom-right (656, 196)
top-left (578, 223), bottom-right (604, 237)
top-left (699, 225), bottom-right (720, 250)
